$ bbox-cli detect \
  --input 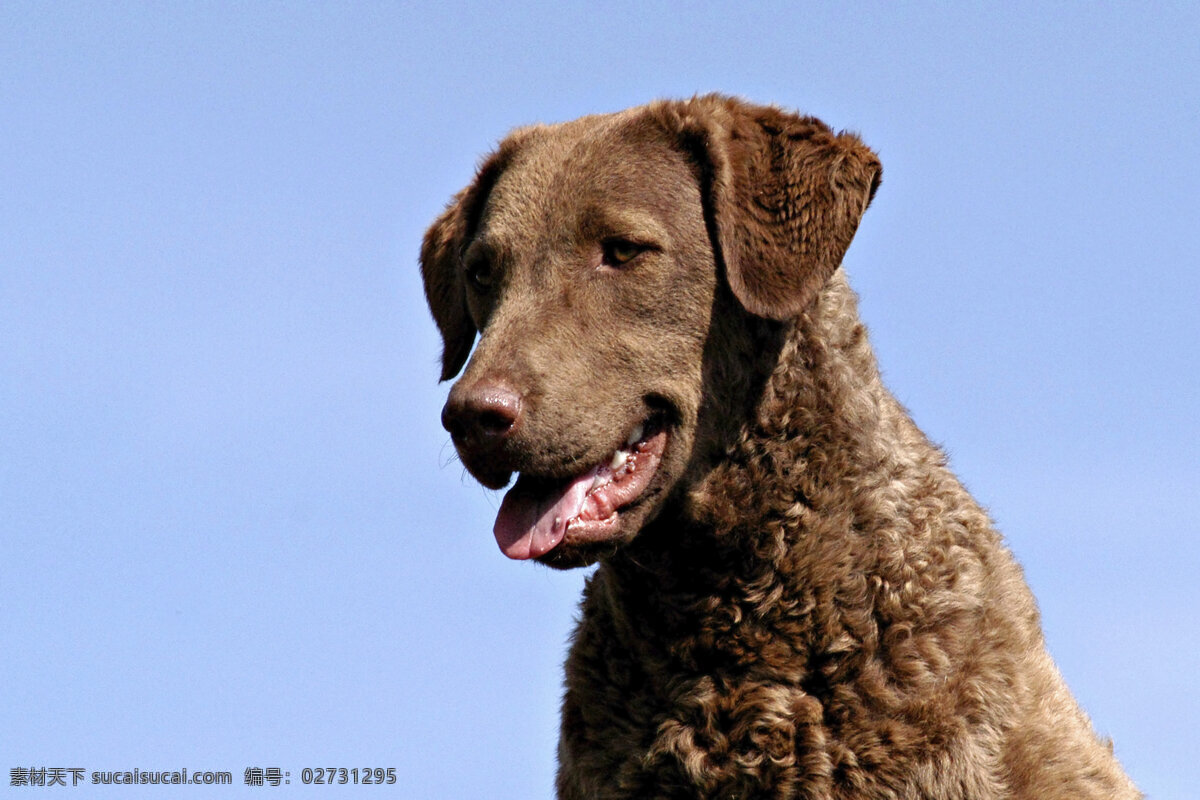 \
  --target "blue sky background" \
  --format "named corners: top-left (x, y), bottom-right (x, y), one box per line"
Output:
top-left (2, 3), bottom-right (1197, 797)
